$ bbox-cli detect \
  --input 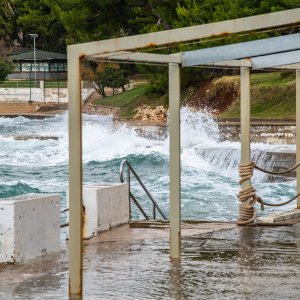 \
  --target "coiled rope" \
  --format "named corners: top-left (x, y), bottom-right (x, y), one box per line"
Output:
top-left (237, 161), bottom-right (300, 225)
